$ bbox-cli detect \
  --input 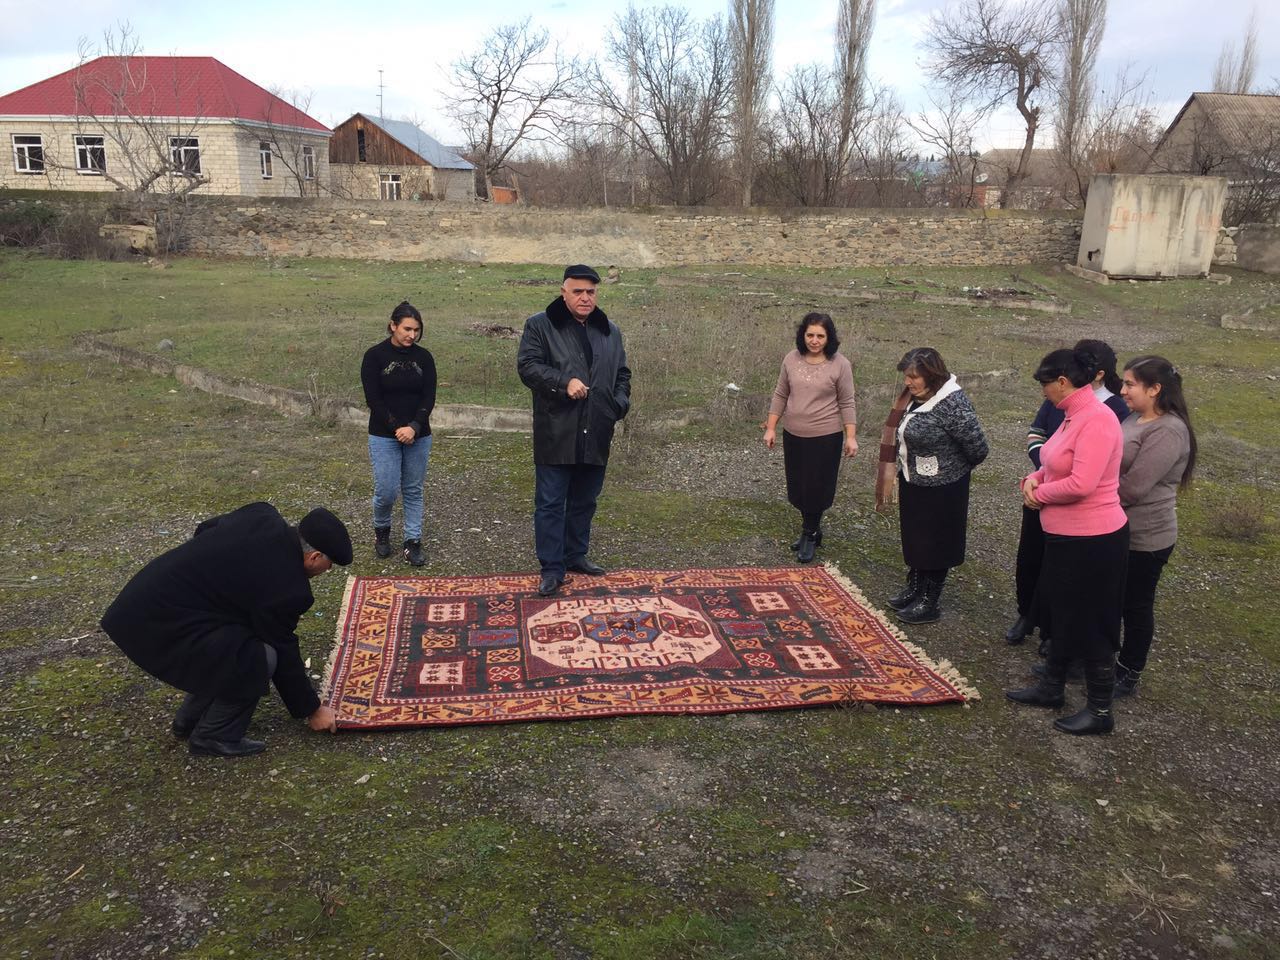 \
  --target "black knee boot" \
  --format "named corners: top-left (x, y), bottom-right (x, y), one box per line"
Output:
top-left (897, 570), bottom-right (944, 624)
top-left (1054, 658), bottom-right (1115, 735)
top-left (1114, 662), bottom-right (1141, 698)
top-left (1006, 656), bottom-right (1067, 708)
